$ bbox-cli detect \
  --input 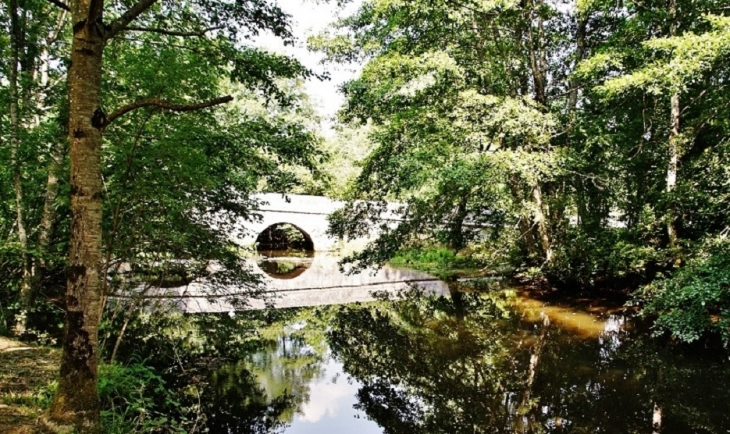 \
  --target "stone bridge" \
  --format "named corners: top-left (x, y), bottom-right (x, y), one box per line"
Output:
top-left (234, 193), bottom-right (394, 252)
top-left (232, 193), bottom-right (492, 252)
